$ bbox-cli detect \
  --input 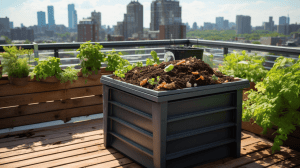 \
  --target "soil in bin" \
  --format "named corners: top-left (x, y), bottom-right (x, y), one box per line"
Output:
top-left (110, 57), bottom-right (235, 91)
